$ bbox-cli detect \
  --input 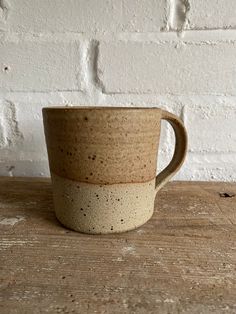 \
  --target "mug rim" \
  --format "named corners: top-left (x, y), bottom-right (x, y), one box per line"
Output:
top-left (42, 106), bottom-right (162, 111)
